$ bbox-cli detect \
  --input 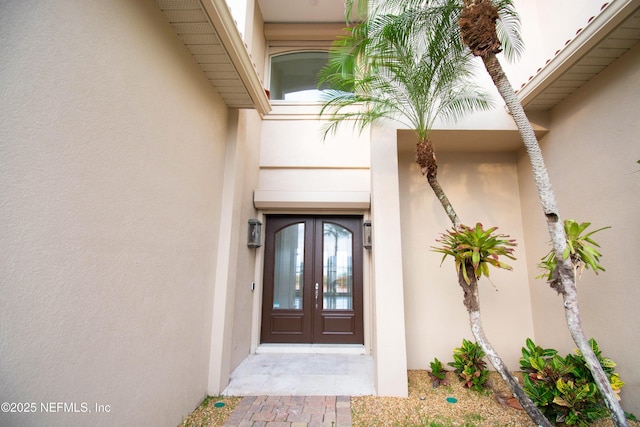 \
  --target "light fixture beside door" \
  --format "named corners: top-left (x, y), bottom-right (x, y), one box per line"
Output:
top-left (363, 220), bottom-right (372, 249)
top-left (247, 219), bottom-right (262, 248)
